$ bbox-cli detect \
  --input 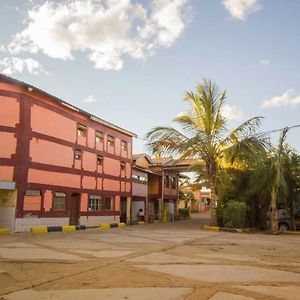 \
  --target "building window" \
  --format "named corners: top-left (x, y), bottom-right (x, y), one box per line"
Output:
top-left (121, 140), bottom-right (127, 151)
top-left (53, 192), bottom-right (66, 210)
top-left (77, 124), bottom-right (87, 137)
top-left (25, 190), bottom-right (41, 196)
top-left (95, 131), bottom-right (103, 143)
top-left (165, 176), bottom-right (170, 188)
top-left (107, 135), bottom-right (114, 147)
top-left (88, 195), bottom-right (102, 211)
top-left (105, 196), bottom-right (113, 210)
top-left (139, 176), bottom-right (147, 184)
top-left (75, 149), bottom-right (81, 160)
top-left (24, 190), bottom-right (41, 211)
top-left (97, 154), bottom-right (104, 166)
top-left (132, 174), bottom-right (147, 184)
top-left (121, 161), bottom-right (126, 171)
top-left (171, 177), bottom-right (176, 189)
